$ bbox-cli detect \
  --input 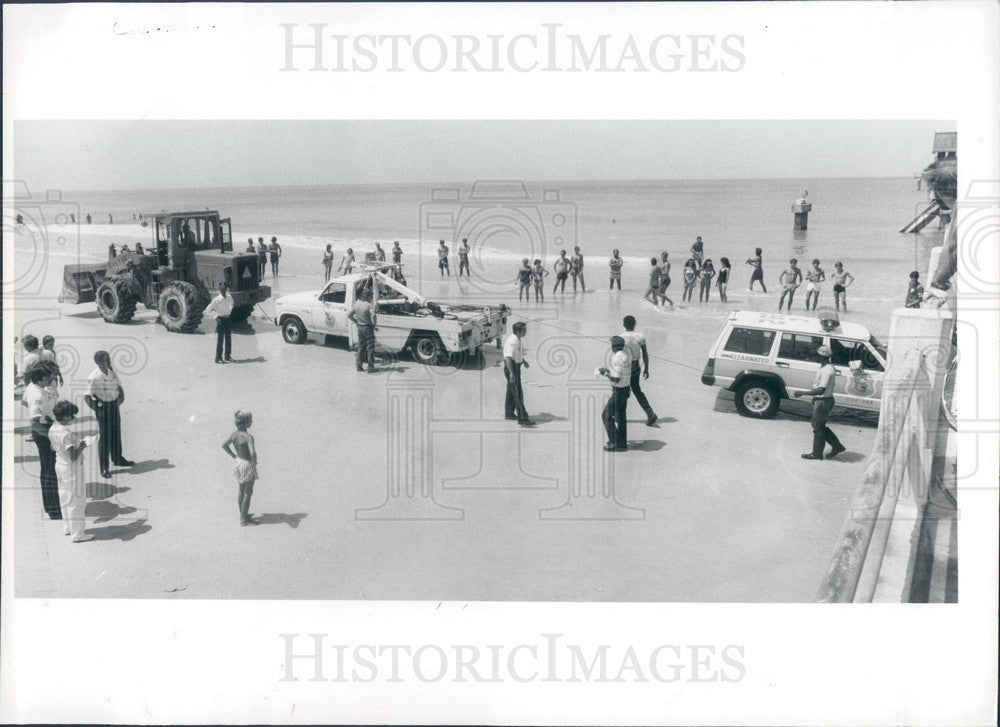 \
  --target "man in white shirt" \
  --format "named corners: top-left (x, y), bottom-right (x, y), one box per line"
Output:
top-left (598, 336), bottom-right (631, 451)
top-left (23, 361), bottom-right (63, 518)
top-left (621, 315), bottom-right (658, 426)
top-left (502, 322), bottom-right (534, 426)
top-left (85, 350), bottom-right (135, 477)
top-left (793, 345), bottom-right (846, 460)
top-left (207, 283), bottom-right (234, 363)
